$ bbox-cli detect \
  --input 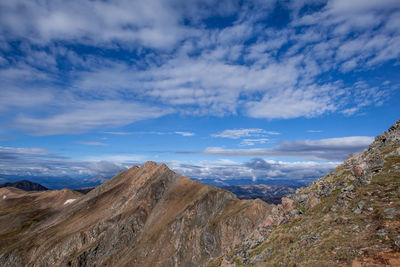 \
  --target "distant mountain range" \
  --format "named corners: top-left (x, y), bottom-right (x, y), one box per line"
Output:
top-left (221, 184), bottom-right (297, 204)
top-left (0, 175), bottom-right (111, 190)
top-left (0, 179), bottom-right (294, 203)
top-left (0, 180), bottom-right (48, 191)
